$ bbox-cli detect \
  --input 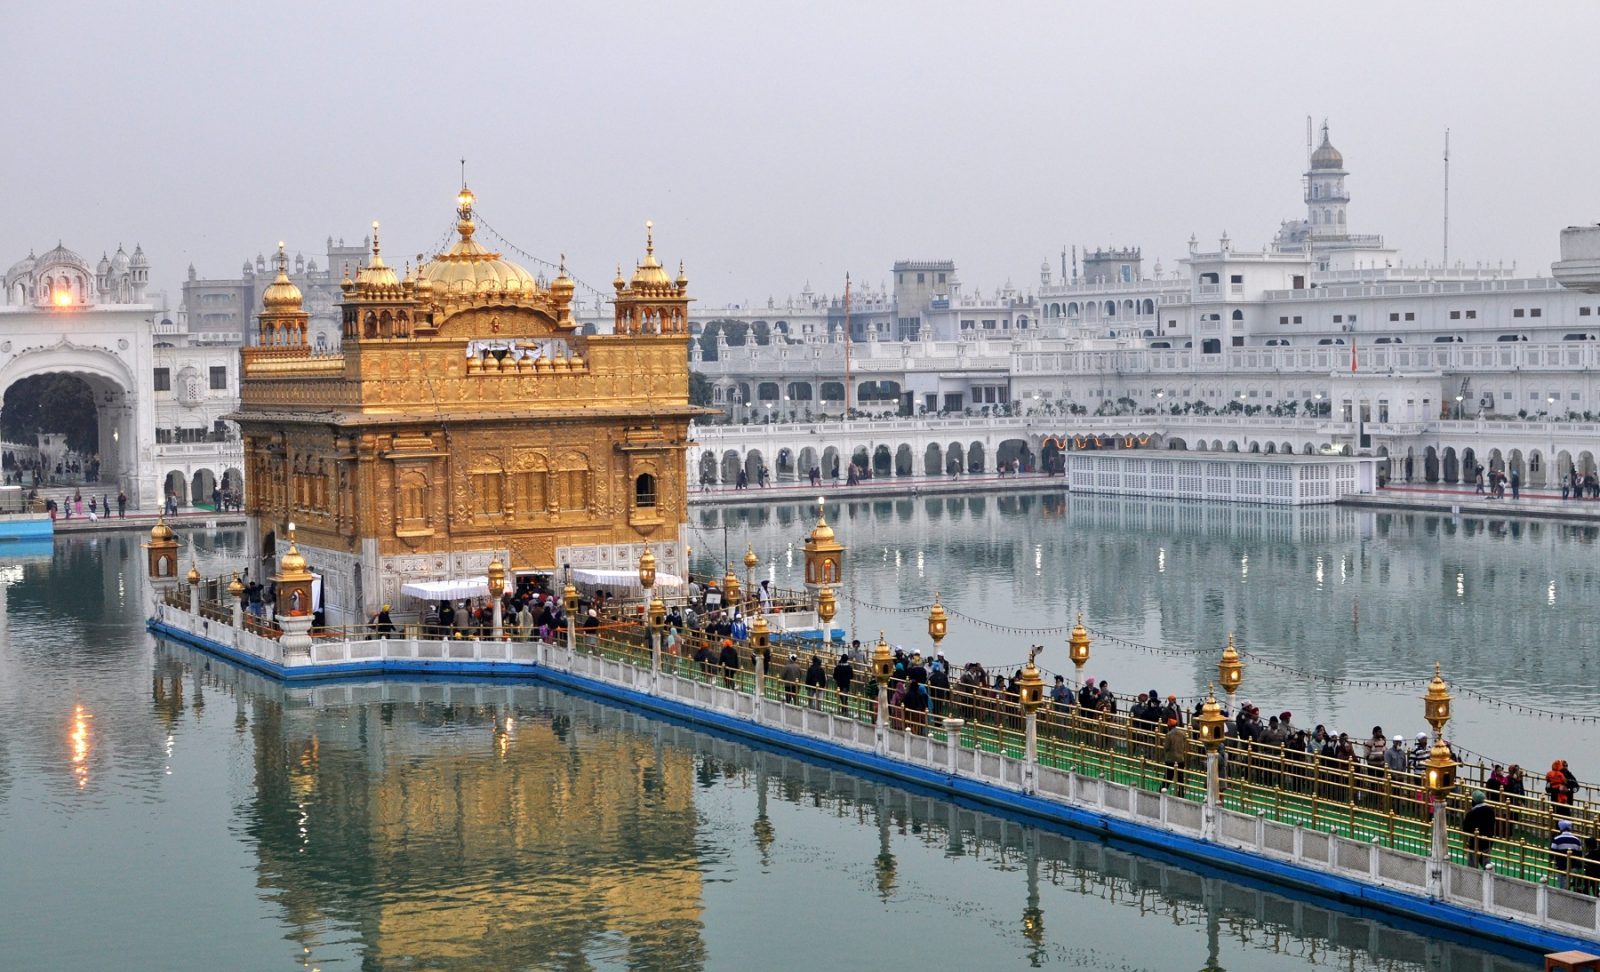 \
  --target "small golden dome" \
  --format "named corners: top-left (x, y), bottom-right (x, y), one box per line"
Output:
top-left (630, 220), bottom-right (671, 288)
top-left (551, 254), bottom-right (575, 298)
top-left (418, 185), bottom-right (540, 302)
top-left (340, 263), bottom-right (355, 295)
top-left (676, 260), bottom-right (688, 290)
top-left (227, 572), bottom-right (245, 598)
top-left (613, 263), bottom-right (625, 292)
top-left (186, 562), bottom-right (201, 586)
top-left (809, 509), bottom-right (835, 544)
top-left (279, 542), bottom-right (307, 577)
top-left (261, 242), bottom-right (304, 311)
top-left (355, 220), bottom-right (400, 294)
top-left (149, 516), bottom-right (175, 543)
